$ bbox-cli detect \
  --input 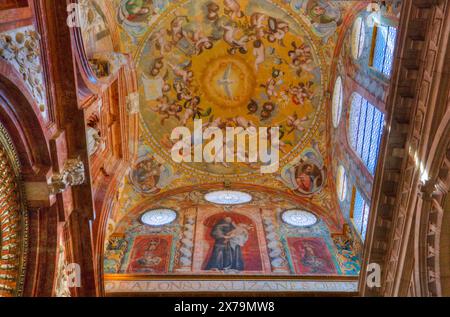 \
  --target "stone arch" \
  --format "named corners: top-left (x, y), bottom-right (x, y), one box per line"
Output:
top-left (0, 59), bottom-right (51, 175)
top-left (0, 59), bottom-right (55, 296)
